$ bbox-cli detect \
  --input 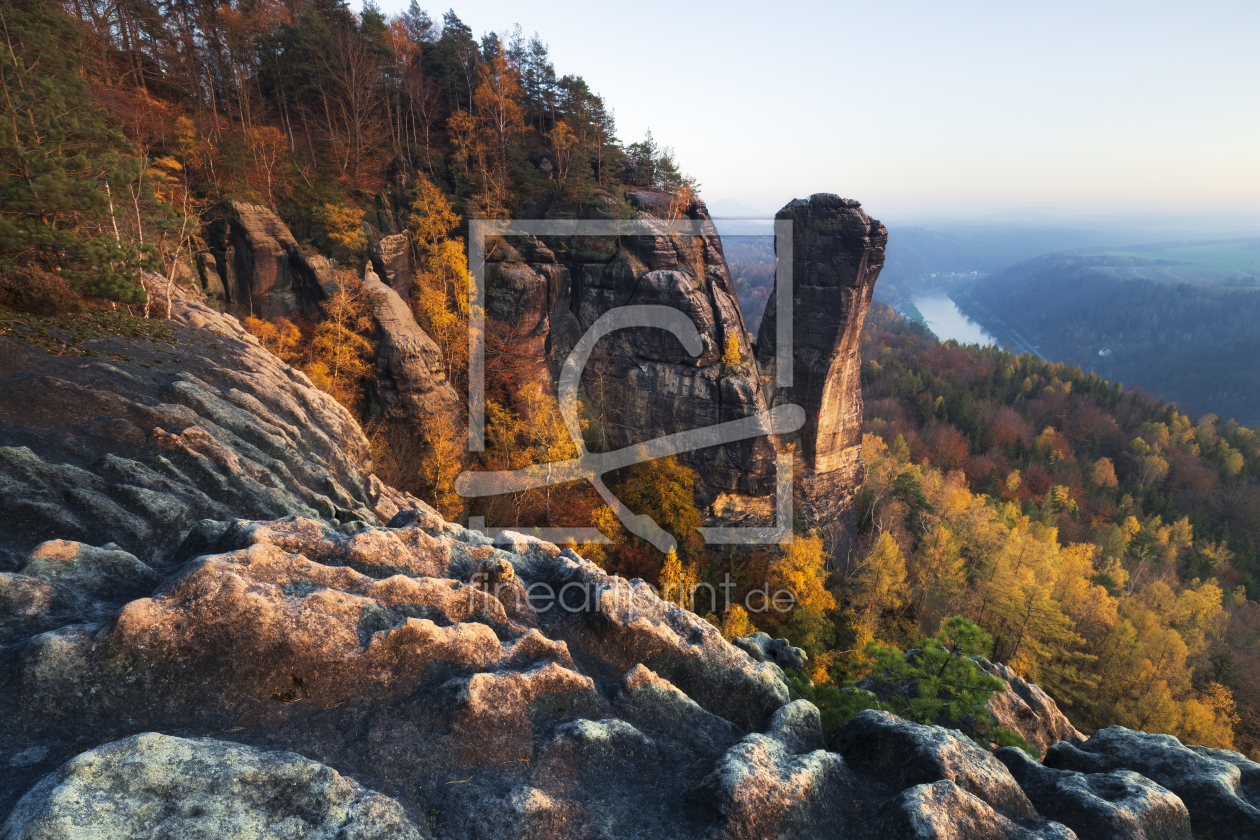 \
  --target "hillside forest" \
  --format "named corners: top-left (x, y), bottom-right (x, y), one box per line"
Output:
top-left (954, 253), bottom-right (1260, 426)
top-left (3, 0), bottom-right (1260, 762)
